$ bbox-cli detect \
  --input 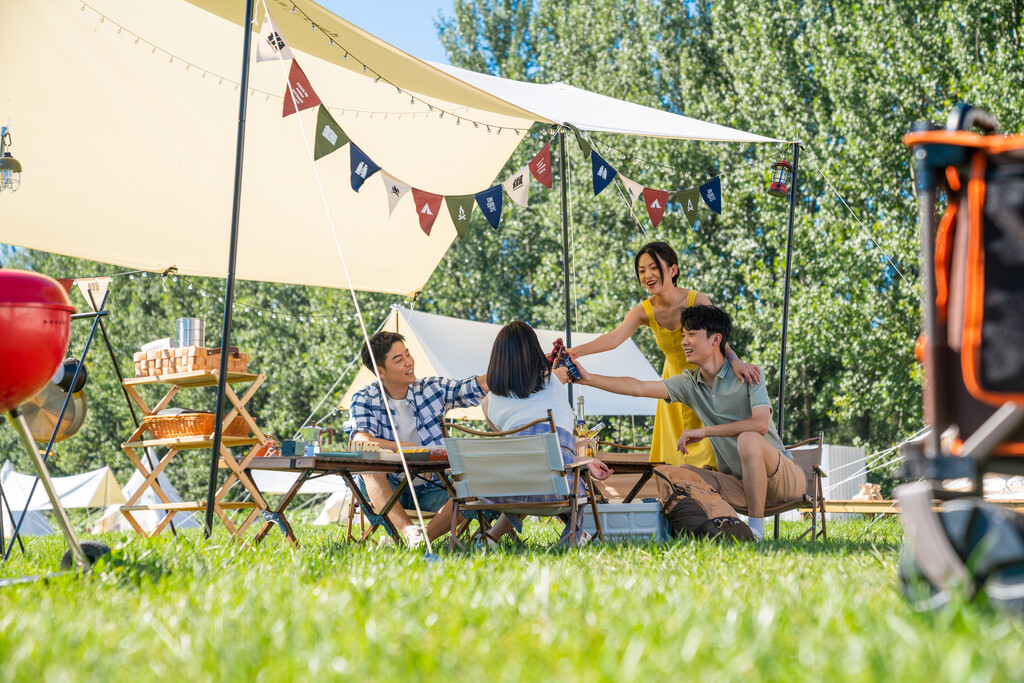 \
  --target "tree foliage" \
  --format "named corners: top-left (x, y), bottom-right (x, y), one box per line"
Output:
top-left (3, 0), bottom-right (1022, 499)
